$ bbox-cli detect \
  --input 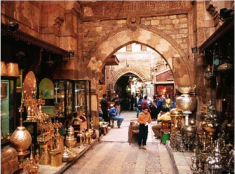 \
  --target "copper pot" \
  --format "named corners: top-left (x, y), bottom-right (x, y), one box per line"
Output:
top-left (6, 63), bottom-right (19, 77)
top-left (1, 61), bottom-right (7, 76)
